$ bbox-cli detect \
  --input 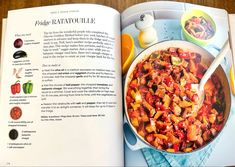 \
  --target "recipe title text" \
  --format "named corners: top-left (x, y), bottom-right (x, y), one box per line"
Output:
top-left (35, 17), bottom-right (96, 26)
